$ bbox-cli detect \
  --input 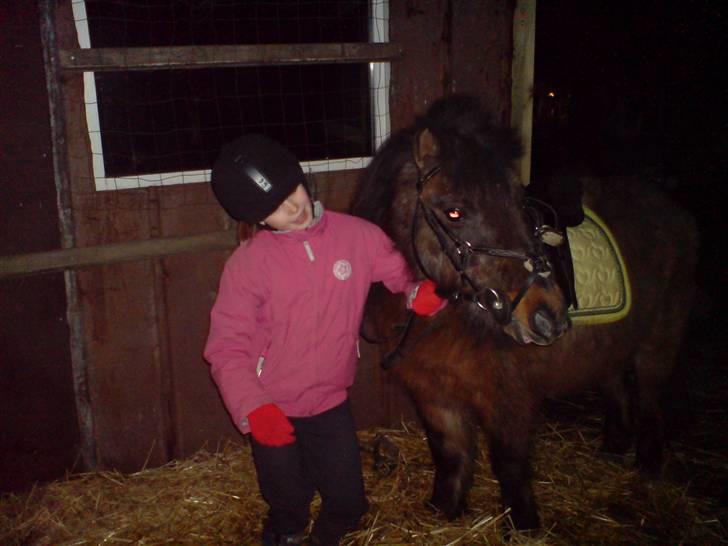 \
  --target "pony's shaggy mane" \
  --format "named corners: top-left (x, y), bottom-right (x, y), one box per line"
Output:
top-left (351, 94), bottom-right (522, 226)
top-left (350, 127), bottom-right (415, 226)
